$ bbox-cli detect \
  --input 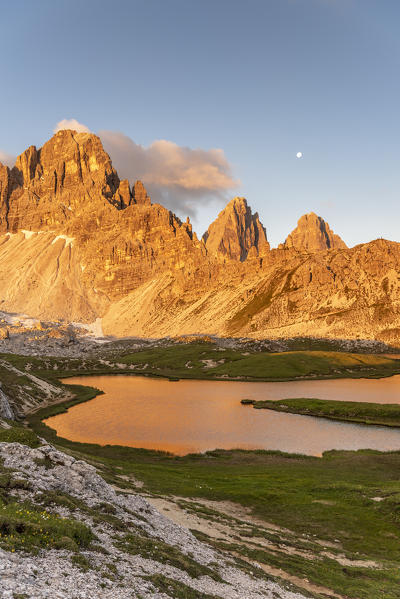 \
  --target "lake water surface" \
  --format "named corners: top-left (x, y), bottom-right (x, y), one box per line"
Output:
top-left (44, 375), bottom-right (400, 456)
